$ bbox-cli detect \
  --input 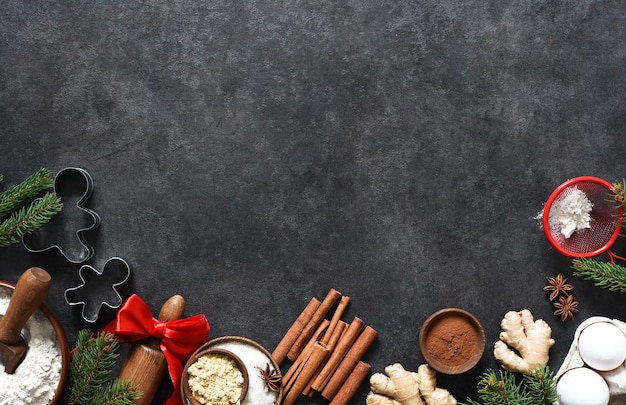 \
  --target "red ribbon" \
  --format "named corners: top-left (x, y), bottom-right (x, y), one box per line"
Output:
top-left (101, 294), bottom-right (210, 405)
